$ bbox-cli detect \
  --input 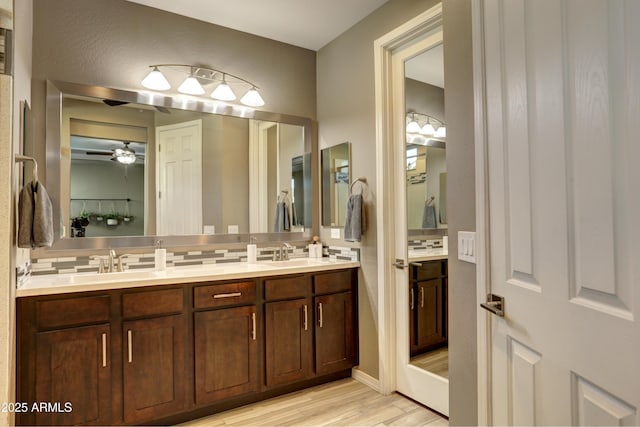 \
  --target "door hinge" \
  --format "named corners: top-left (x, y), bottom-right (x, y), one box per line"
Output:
top-left (158, 191), bottom-right (161, 199)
